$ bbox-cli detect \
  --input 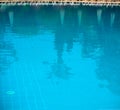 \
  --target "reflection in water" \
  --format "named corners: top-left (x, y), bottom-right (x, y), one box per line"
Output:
top-left (0, 38), bottom-right (16, 74)
top-left (96, 28), bottom-right (120, 95)
top-left (0, 6), bottom-right (120, 110)
top-left (60, 8), bottom-right (65, 25)
top-left (0, 10), bottom-right (16, 74)
top-left (12, 6), bottom-right (40, 37)
top-left (110, 12), bottom-right (115, 27)
top-left (97, 8), bottom-right (102, 25)
top-left (0, 9), bottom-right (17, 110)
top-left (50, 56), bottom-right (71, 79)
top-left (51, 8), bottom-right (79, 79)
top-left (8, 11), bottom-right (14, 27)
